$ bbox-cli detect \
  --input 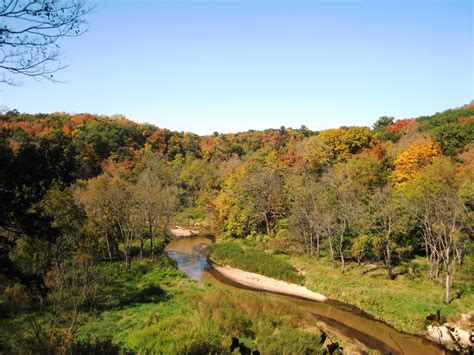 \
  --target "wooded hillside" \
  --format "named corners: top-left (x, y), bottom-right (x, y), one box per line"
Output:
top-left (0, 103), bottom-right (472, 352)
